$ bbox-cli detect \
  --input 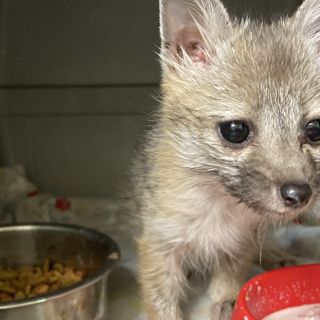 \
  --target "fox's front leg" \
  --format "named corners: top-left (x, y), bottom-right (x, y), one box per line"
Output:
top-left (138, 234), bottom-right (186, 320)
top-left (209, 257), bottom-right (253, 320)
